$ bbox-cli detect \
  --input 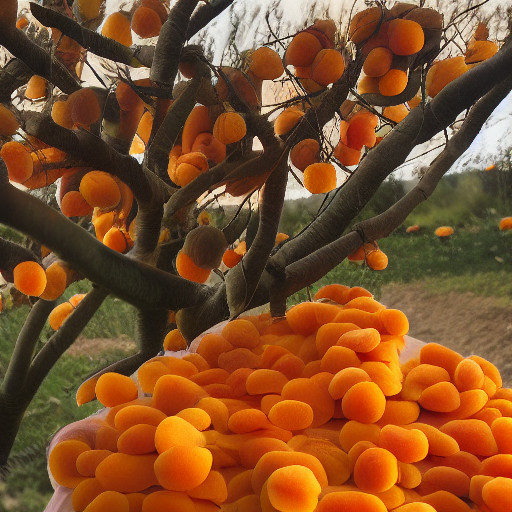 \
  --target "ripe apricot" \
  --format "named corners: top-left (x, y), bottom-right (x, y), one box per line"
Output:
top-left (353, 447), bottom-right (398, 493)
top-left (25, 75), bottom-right (47, 100)
top-left (379, 69), bottom-right (408, 96)
top-left (191, 133), bottom-right (226, 165)
top-left (267, 465), bottom-right (321, 512)
top-left (49, 439), bottom-right (91, 488)
top-left (80, 171), bottom-right (121, 210)
top-left (213, 112), bottom-right (247, 145)
top-left (12, 260), bottom-right (46, 297)
top-left (95, 372), bottom-right (138, 408)
top-left (367, 249), bottom-right (388, 270)
top-left (349, 7), bottom-right (384, 44)
top-left (303, 162), bottom-right (337, 194)
top-left (61, 191), bottom-right (93, 217)
top-left (1, 141), bottom-right (33, 183)
top-left (334, 141), bottom-right (361, 166)
top-left (290, 139), bottom-right (320, 171)
top-left (102, 12), bottom-right (132, 46)
top-left (131, 6), bottom-right (162, 38)
top-left (176, 251), bottom-right (211, 283)
top-left (426, 57), bottom-right (468, 98)
top-left (41, 262), bottom-right (67, 301)
top-left (274, 108), bottom-right (305, 136)
top-left (383, 104), bottom-right (409, 123)
top-left (103, 227), bottom-right (128, 253)
top-left (248, 47), bottom-right (284, 80)
top-left (387, 19), bottom-right (424, 56)
top-left (285, 31), bottom-right (323, 67)
top-left (363, 47), bottom-right (394, 77)
top-left (0, 104), bottom-right (20, 136)
top-left (311, 49), bottom-right (345, 86)
top-left (70, 88), bottom-right (101, 127)
top-left (222, 249), bottom-right (242, 268)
